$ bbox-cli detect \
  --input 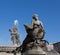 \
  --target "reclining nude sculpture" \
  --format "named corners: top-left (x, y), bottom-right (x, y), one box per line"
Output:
top-left (21, 14), bottom-right (49, 53)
